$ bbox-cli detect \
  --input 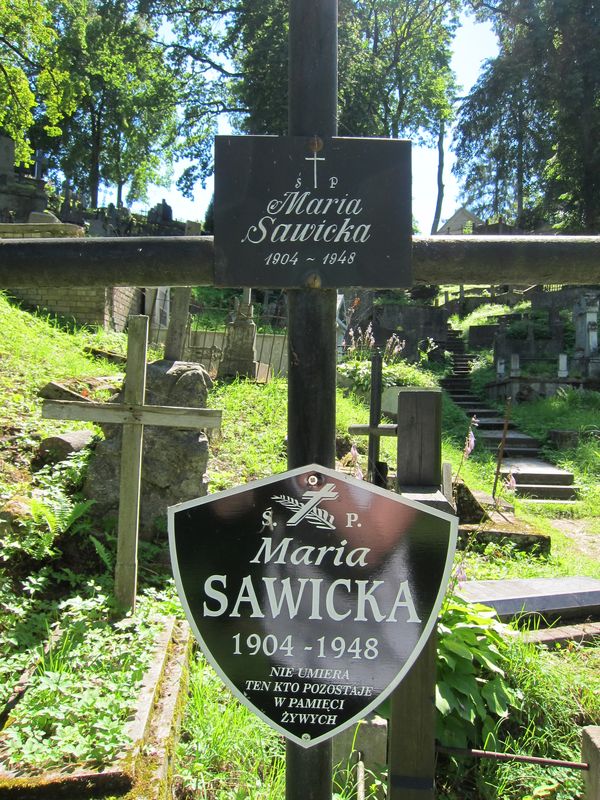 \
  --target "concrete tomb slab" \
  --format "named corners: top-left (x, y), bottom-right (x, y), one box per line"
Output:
top-left (457, 576), bottom-right (600, 622)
